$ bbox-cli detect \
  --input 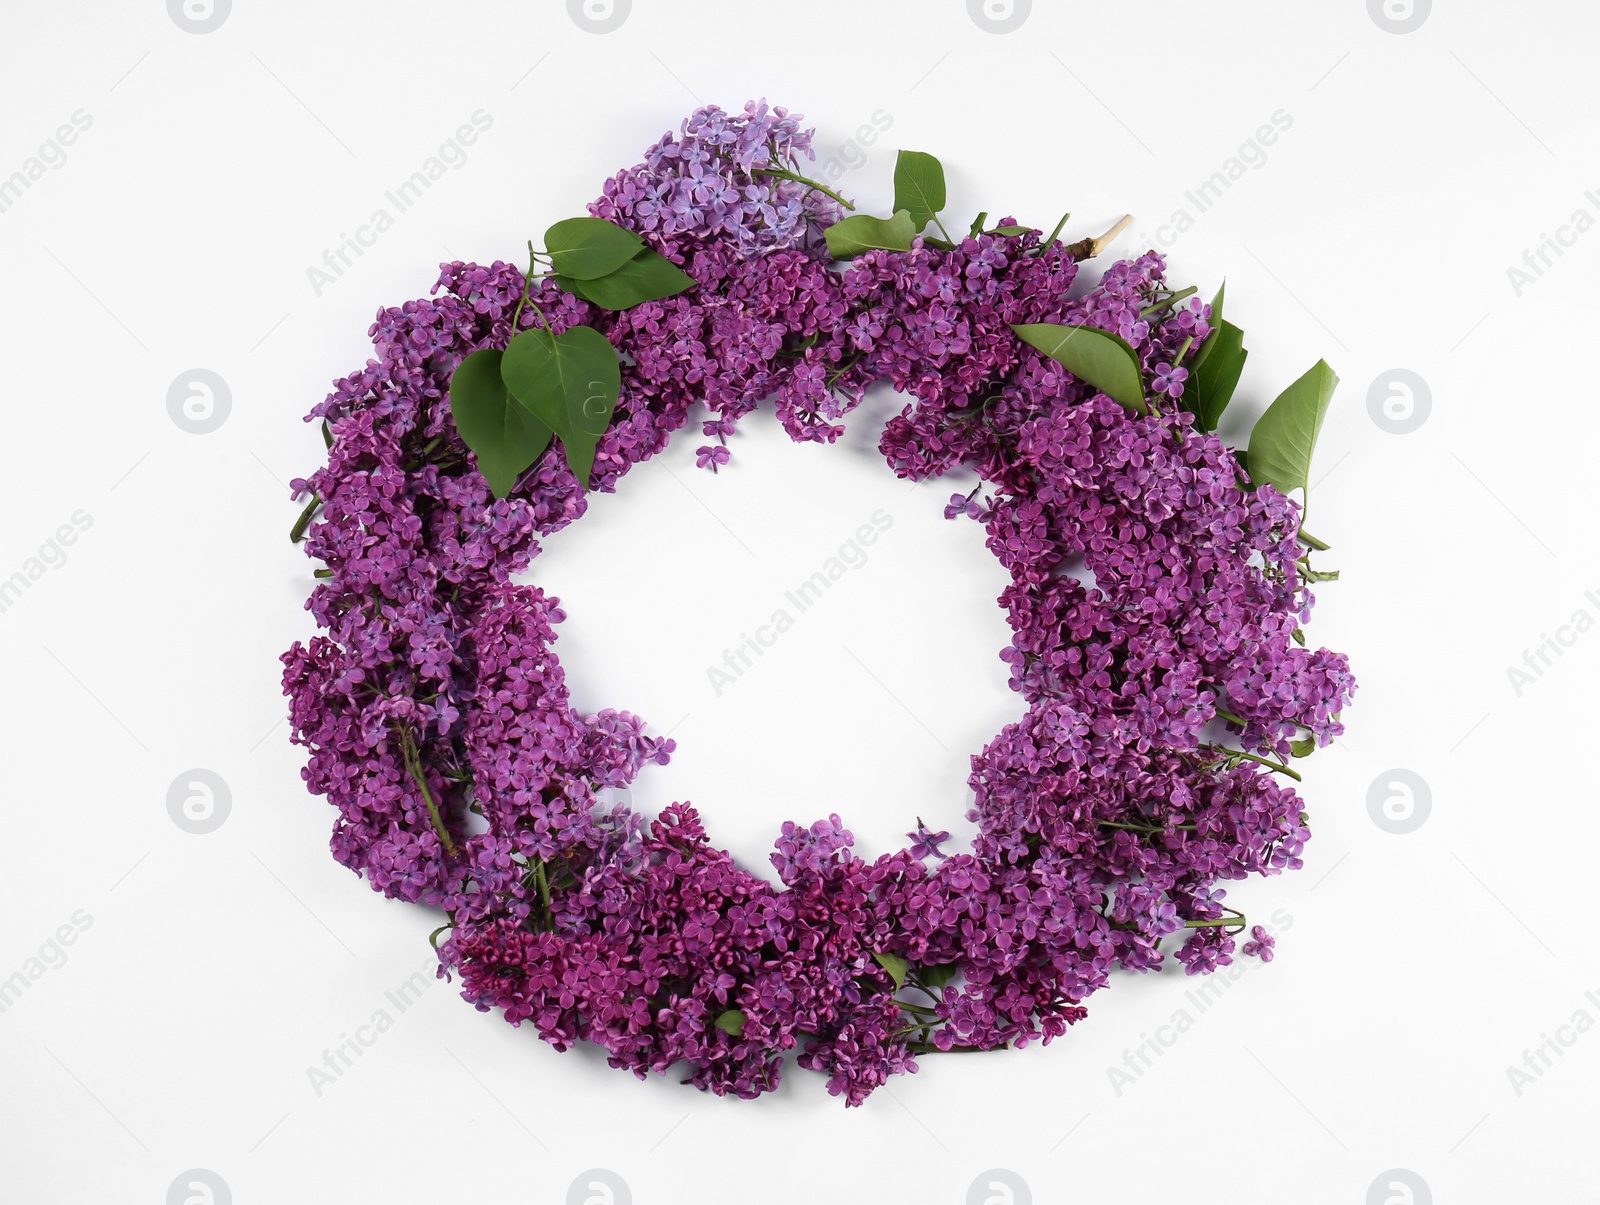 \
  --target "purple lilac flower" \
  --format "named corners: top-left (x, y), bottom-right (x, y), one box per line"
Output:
top-left (1151, 362), bottom-right (1188, 398)
top-left (1242, 925), bottom-right (1276, 962)
top-left (695, 444), bottom-right (731, 472)
top-left (282, 102), bottom-right (1355, 1108)
top-left (907, 820), bottom-right (951, 861)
